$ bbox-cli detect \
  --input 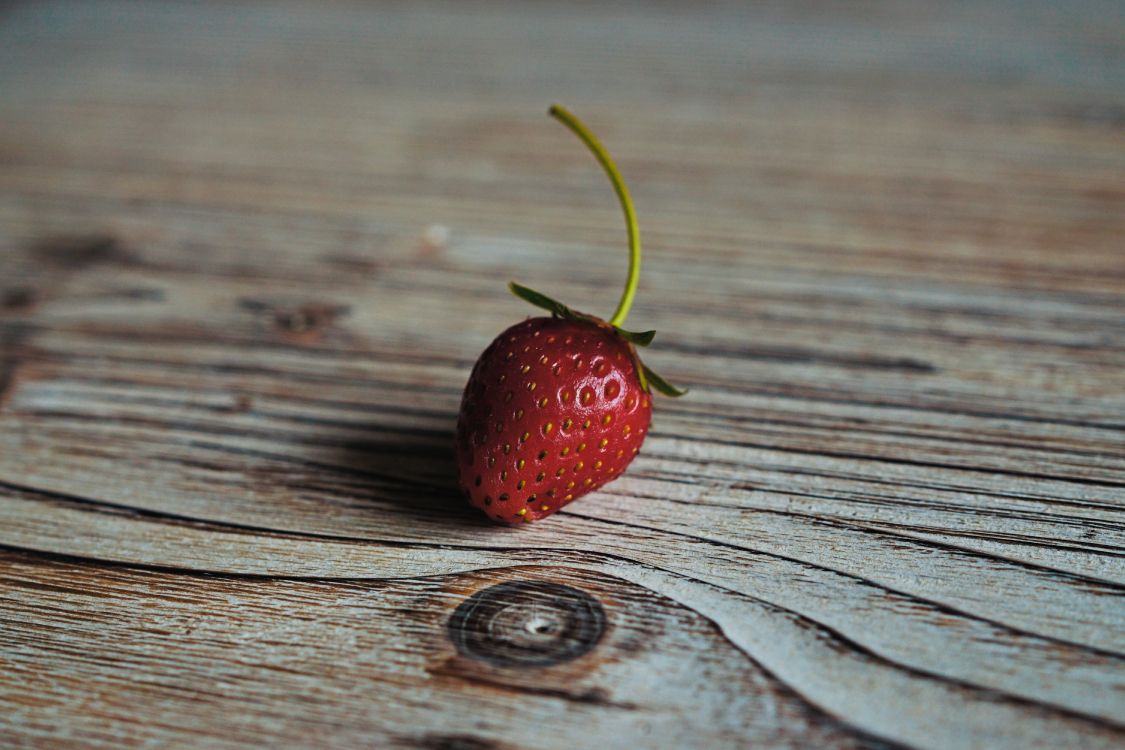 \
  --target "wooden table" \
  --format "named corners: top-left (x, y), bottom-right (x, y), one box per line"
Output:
top-left (2, 2), bottom-right (1123, 748)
